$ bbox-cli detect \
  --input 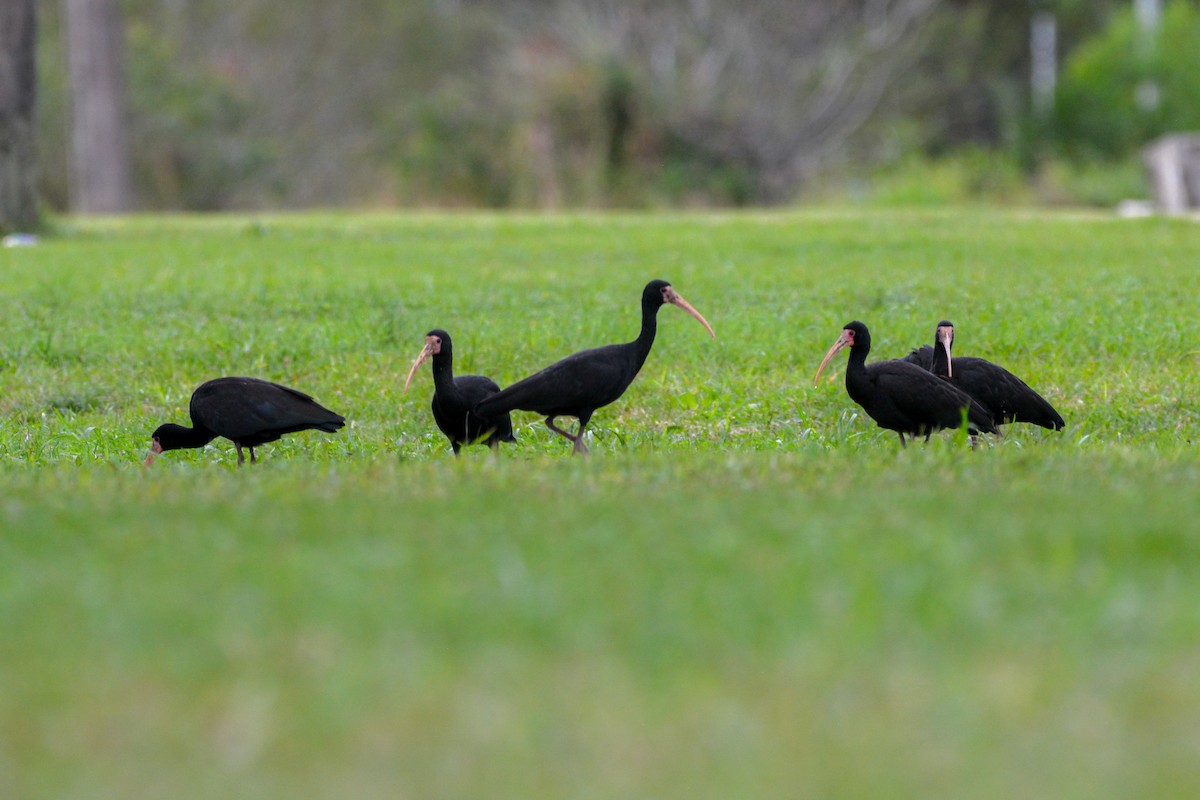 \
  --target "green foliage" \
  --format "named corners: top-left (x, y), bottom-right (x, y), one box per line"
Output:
top-left (124, 22), bottom-right (272, 210)
top-left (396, 86), bottom-right (520, 208)
top-left (392, 56), bottom-right (755, 209)
top-left (862, 149), bottom-right (1035, 206)
top-left (1033, 155), bottom-right (1149, 207)
top-left (33, 0), bottom-right (1186, 211)
top-left (1055, 0), bottom-right (1200, 159)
